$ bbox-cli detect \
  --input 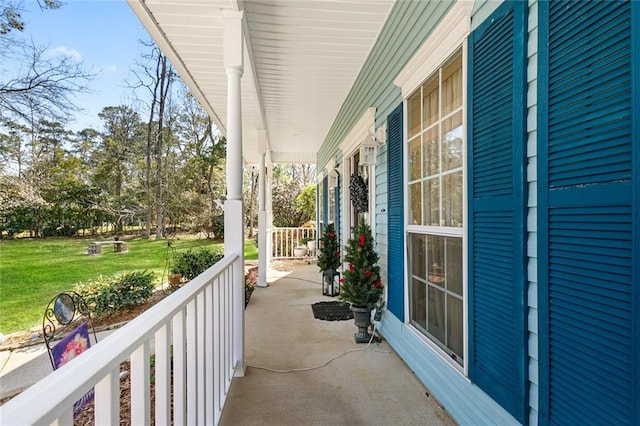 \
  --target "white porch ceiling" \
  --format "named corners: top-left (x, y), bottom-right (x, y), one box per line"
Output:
top-left (127, 0), bottom-right (394, 165)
